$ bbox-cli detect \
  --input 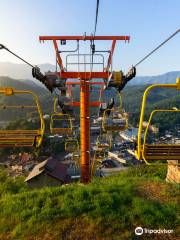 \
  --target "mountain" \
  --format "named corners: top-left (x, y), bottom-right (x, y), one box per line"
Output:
top-left (0, 76), bottom-right (48, 95)
top-left (0, 61), bottom-right (179, 86)
top-left (0, 76), bottom-right (53, 117)
top-left (128, 71), bottom-right (180, 85)
top-left (0, 62), bottom-right (55, 82)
